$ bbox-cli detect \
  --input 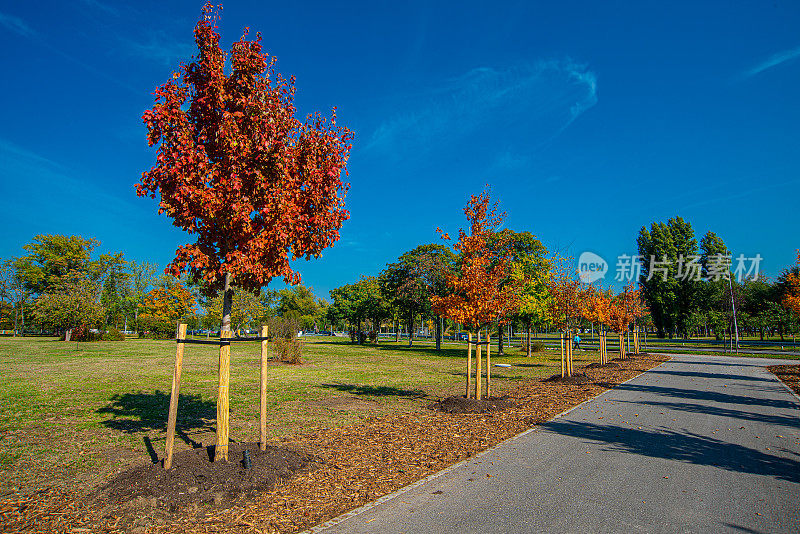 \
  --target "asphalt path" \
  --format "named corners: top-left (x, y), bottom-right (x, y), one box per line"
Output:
top-left (311, 354), bottom-right (800, 534)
